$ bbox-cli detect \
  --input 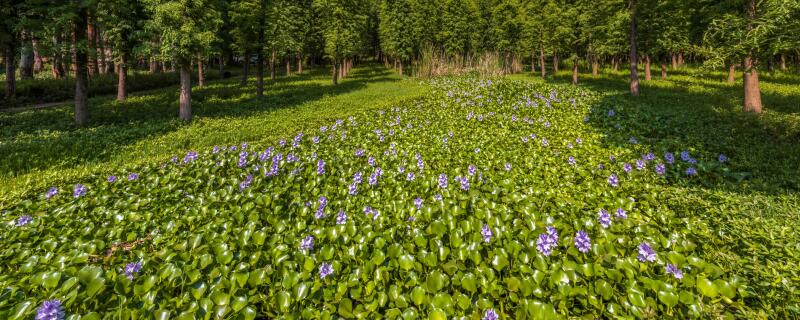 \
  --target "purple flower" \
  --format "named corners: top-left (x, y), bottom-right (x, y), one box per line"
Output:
top-left (128, 173), bottom-right (139, 181)
top-left (637, 242), bottom-right (657, 262)
top-left (348, 182), bottom-right (358, 195)
top-left (438, 173), bottom-right (448, 189)
top-left (73, 184), bottom-right (87, 198)
top-left (184, 151), bottom-right (199, 163)
top-left (355, 149), bottom-right (365, 157)
top-left (521, 136), bottom-right (529, 143)
top-left (16, 215), bottom-right (33, 227)
top-left (635, 159), bottom-right (646, 171)
top-left (474, 148), bottom-right (481, 153)
top-left (434, 194), bottom-right (442, 201)
top-left (353, 171), bottom-right (363, 184)
top-left (212, 146), bottom-right (221, 154)
top-left (398, 166), bottom-right (405, 174)
top-left (576, 138), bottom-right (583, 144)
top-left (598, 209), bottom-right (612, 228)
top-left (468, 165), bottom-right (476, 176)
top-left (368, 171), bottom-right (379, 186)
top-left (481, 224), bottom-right (492, 243)
top-left (108, 176), bottom-right (117, 183)
top-left (312, 136), bottom-right (320, 144)
top-left (36, 299), bottom-right (65, 320)
top-left (45, 187), bottom-right (58, 200)
top-left (718, 154), bottom-right (728, 163)
top-left (504, 162), bottom-right (512, 171)
top-left (644, 152), bottom-right (656, 161)
top-left (278, 140), bottom-right (286, 147)
top-left (607, 109), bottom-right (616, 117)
top-left (666, 264), bottom-right (684, 279)
top-left (536, 227), bottom-right (559, 256)
top-left (483, 309), bottom-right (499, 320)
top-left (408, 215), bottom-right (416, 222)
top-left (317, 159), bottom-right (326, 175)
top-left (685, 167), bottom-right (697, 176)
top-left (406, 172), bottom-right (415, 181)
top-left (459, 177), bottom-right (470, 191)
top-left (615, 208), bottom-right (628, 219)
top-left (568, 156), bottom-right (576, 166)
top-left (575, 230), bottom-right (591, 253)
top-left (655, 163), bottom-right (666, 175)
top-left (414, 197), bottom-right (423, 210)
top-left (541, 138), bottom-right (549, 147)
top-left (368, 156), bottom-right (376, 167)
top-left (300, 235), bottom-right (314, 251)
top-left (239, 174), bottom-right (253, 191)
top-left (665, 152), bottom-right (675, 164)
top-left (336, 210), bottom-right (347, 225)
top-left (629, 137), bottom-right (639, 144)
top-left (680, 151), bottom-right (691, 162)
top-left (623, 163), bottom-right (633, 173)
top-left (608, 174), bottom-right (619, 187)
top-left (319, 263), bottom-right (333, 279)
top-left (123, 262), bottom-right (143, 280)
